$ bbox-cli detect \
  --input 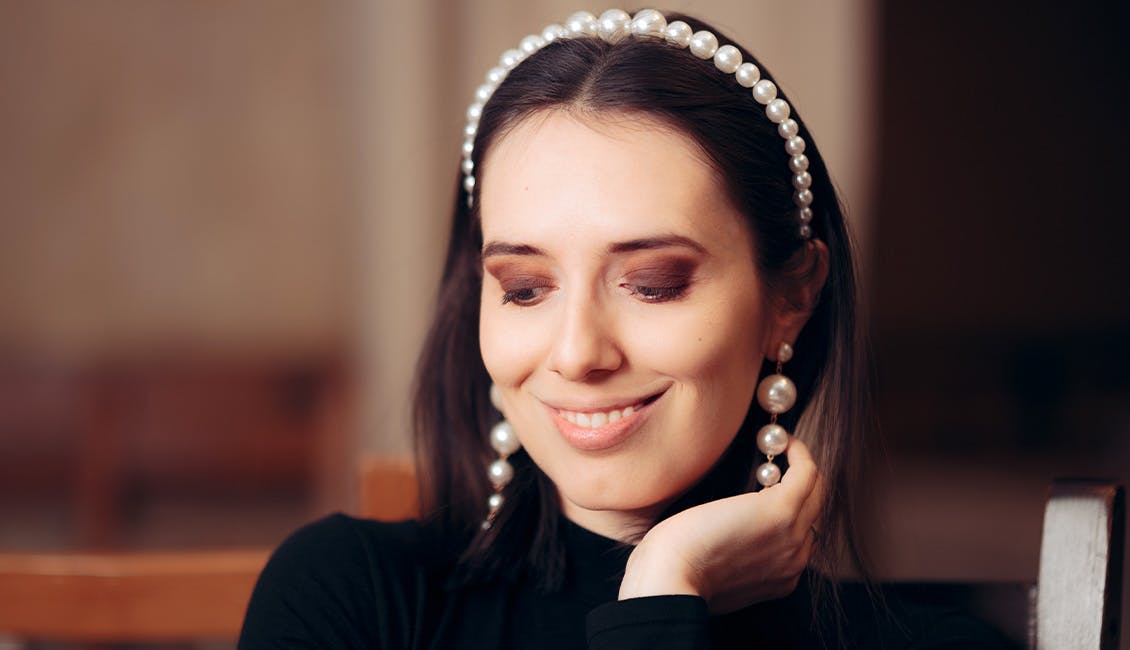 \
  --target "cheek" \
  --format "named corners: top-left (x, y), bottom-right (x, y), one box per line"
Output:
top-left (479, 297), bottom-right (538, 388)
top-left (630, 299), bottom-right (764, 387)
